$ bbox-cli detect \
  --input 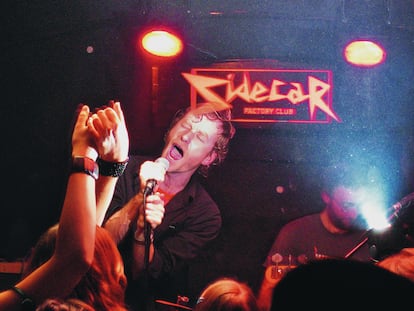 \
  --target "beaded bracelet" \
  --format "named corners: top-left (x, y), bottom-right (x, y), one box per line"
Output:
top-left (97, 158), bottom-right (129, 177)
top-left (11, 286), bottom-right (36, 311)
